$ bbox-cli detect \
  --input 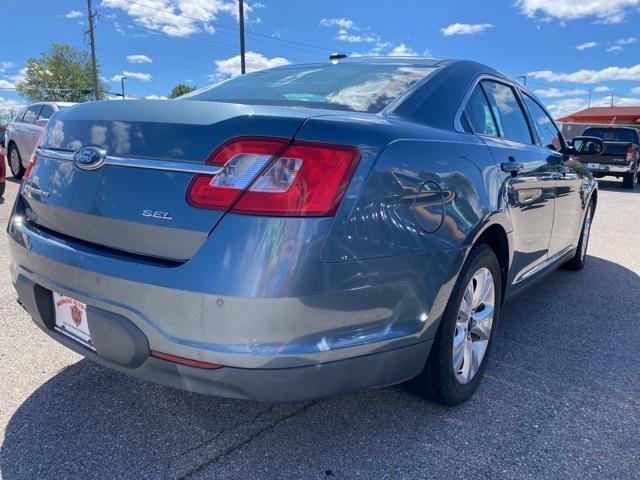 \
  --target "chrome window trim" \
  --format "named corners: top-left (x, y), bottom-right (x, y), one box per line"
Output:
top-left (454, 74), bottom-right (536, 146)
top-left (36, 148), bottom-right (223, 175)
